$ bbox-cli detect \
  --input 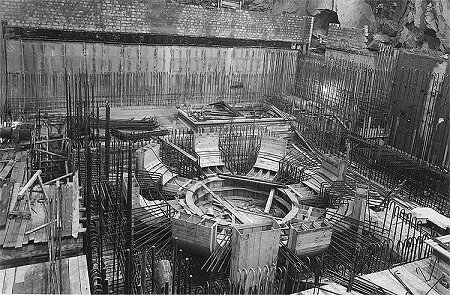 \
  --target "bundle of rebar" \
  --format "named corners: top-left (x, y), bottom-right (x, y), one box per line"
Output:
top-left (201, 231), bottom-right (232, 273)
top-left (279, 243), bottom-right (311, 273)
top-left (110, 128), bottom-right (169, 142)
top-left (325, 270), bottom-right (396, 295)
top-left (98, 117), bottom-right (159, 130)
